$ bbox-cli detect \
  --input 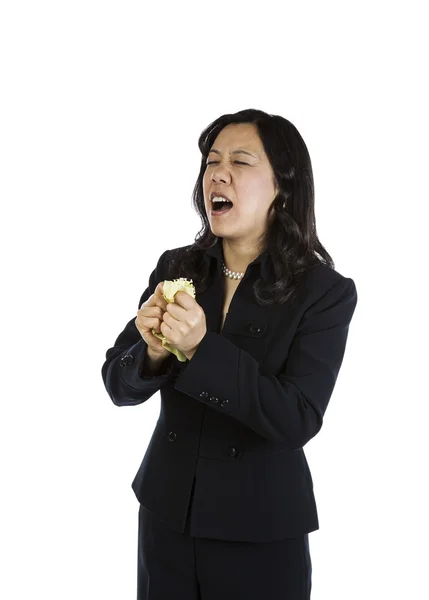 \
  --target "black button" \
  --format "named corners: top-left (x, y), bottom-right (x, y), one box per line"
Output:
top-left (199, 391), bottom-right (209, 399)
top-left (168, 431), bottom-right (177, 442)
top-left (220, 399), bottom-right (230, 407)
top-left (249, 324), bottom-right (261, 334)
top-left (120, 354), bottom-right (134, 367)
top-left (228, 447), bottom-right (238, 457)
top-left (209, 396), bottom-right (219, 403)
